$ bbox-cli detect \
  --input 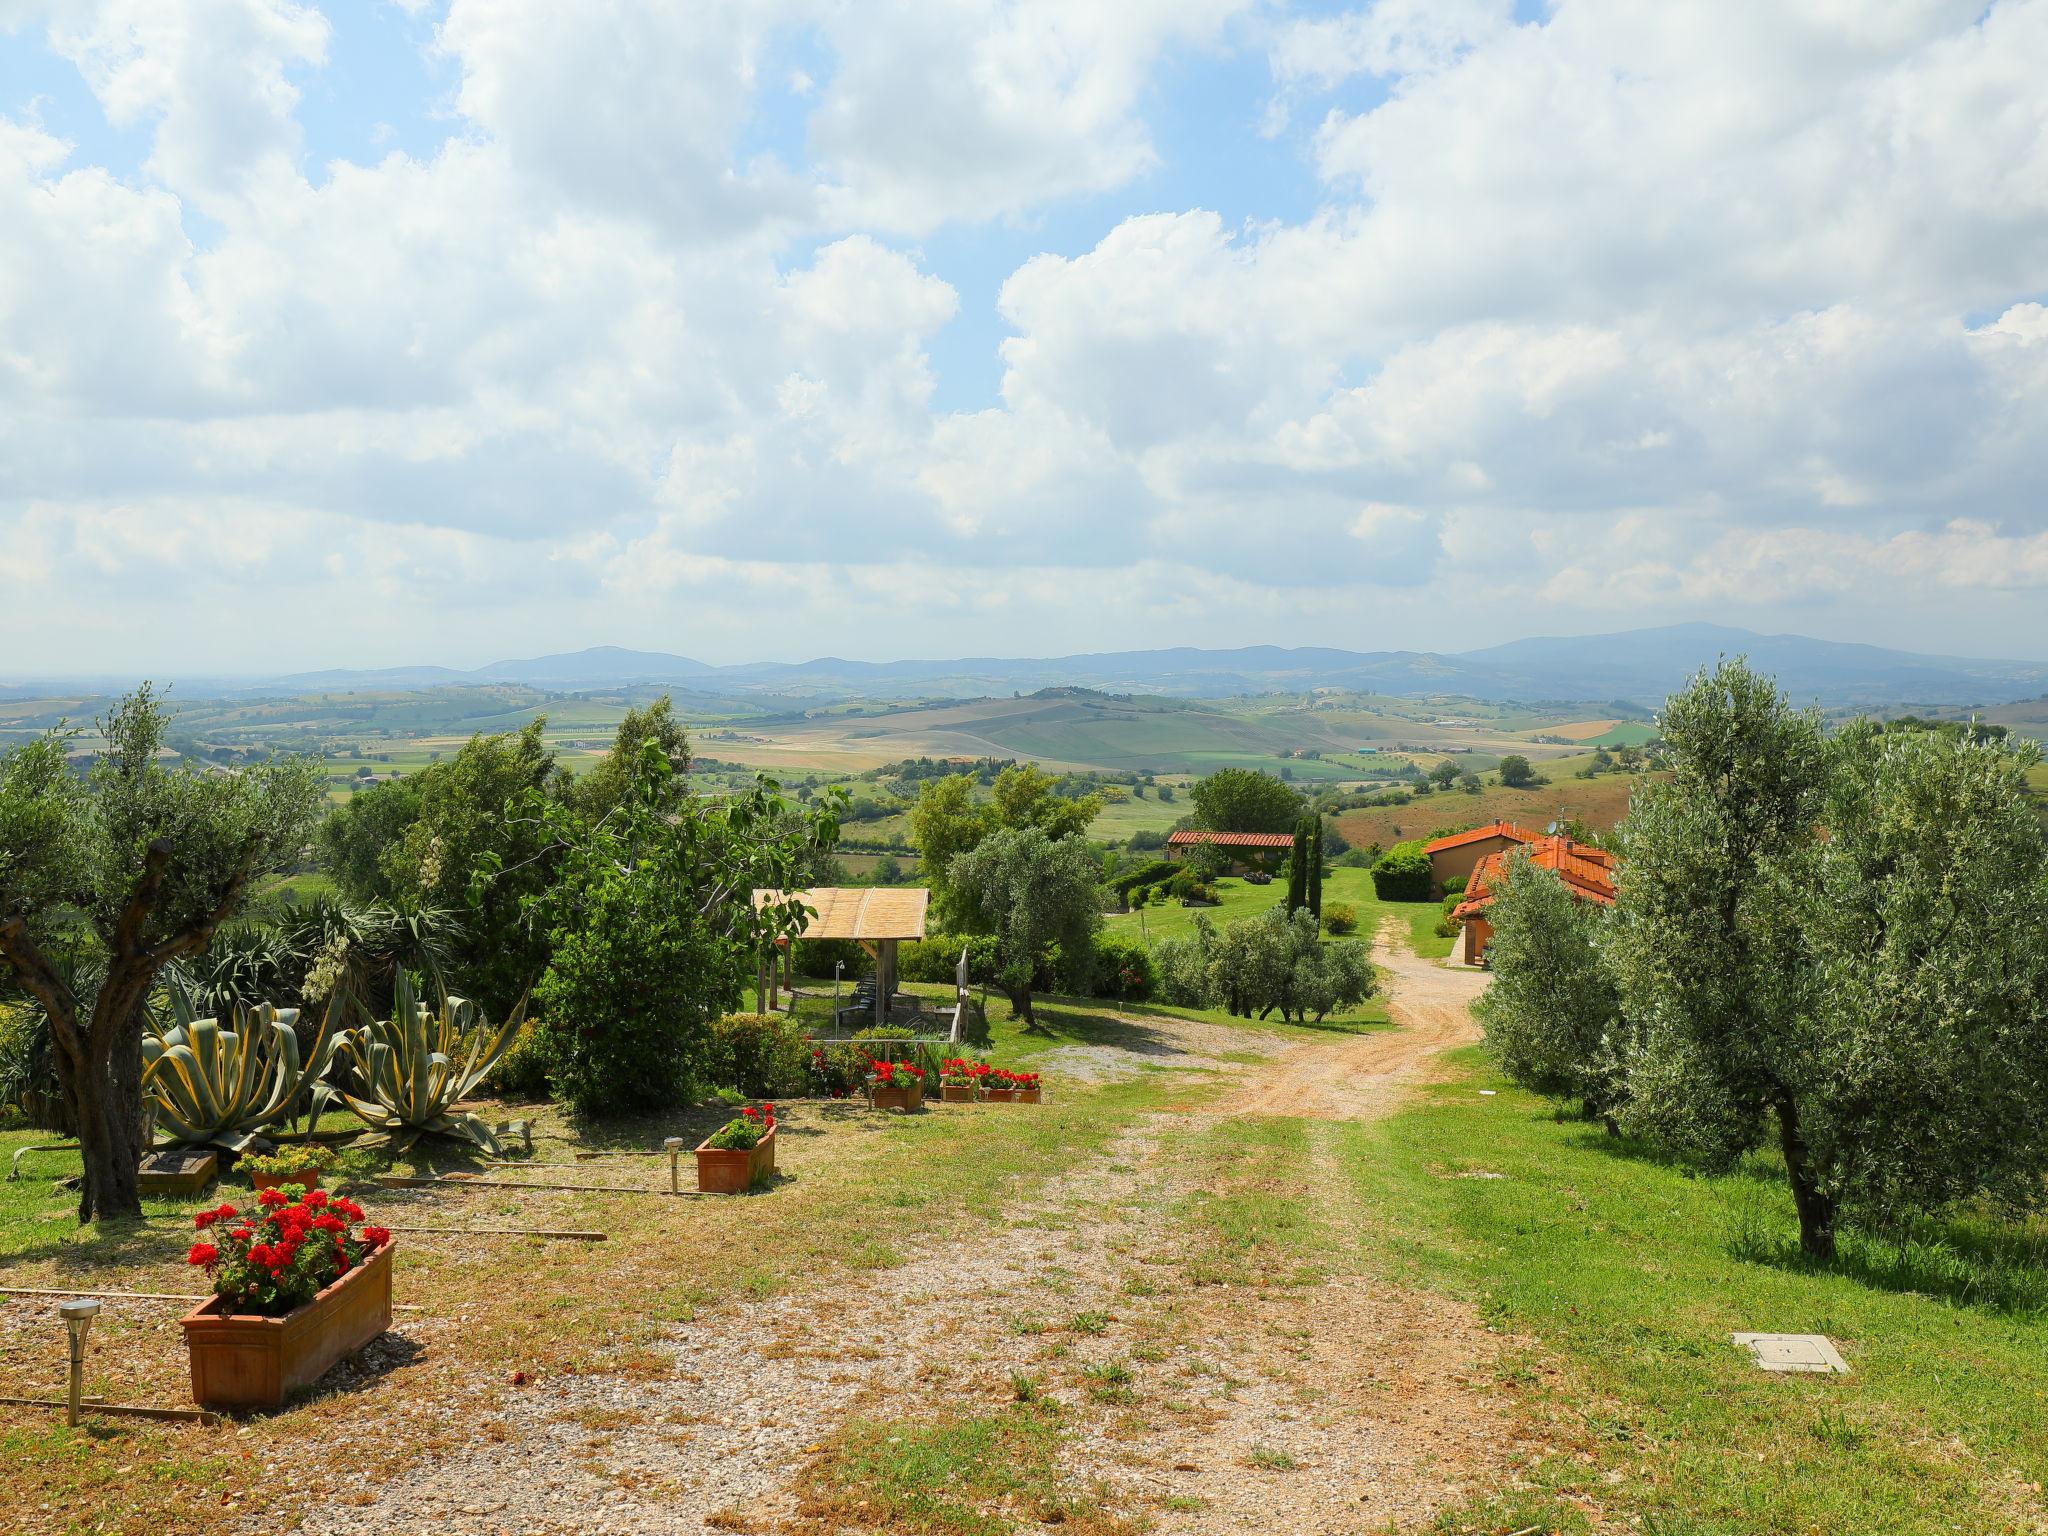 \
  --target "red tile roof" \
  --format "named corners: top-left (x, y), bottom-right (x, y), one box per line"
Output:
top-left (1452, 834), bottom-right (1617, 919)
top-left (1423, 820), bottom-right (1542, 855)
top-left (1166, 829), bottom-right (1297, 849)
